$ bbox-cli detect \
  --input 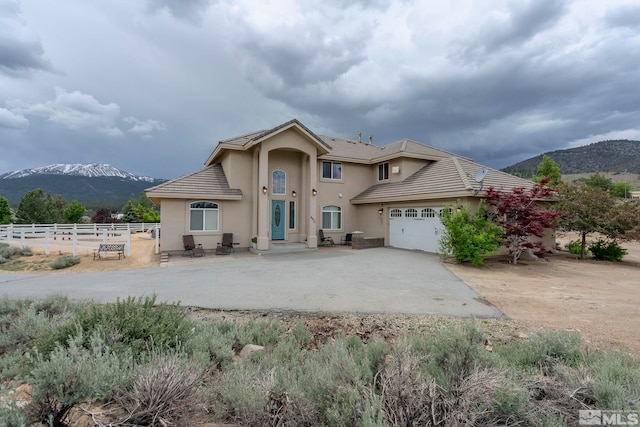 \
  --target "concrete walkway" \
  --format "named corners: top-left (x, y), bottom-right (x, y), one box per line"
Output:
top-left (0, 247), bottom-right (502, 318)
